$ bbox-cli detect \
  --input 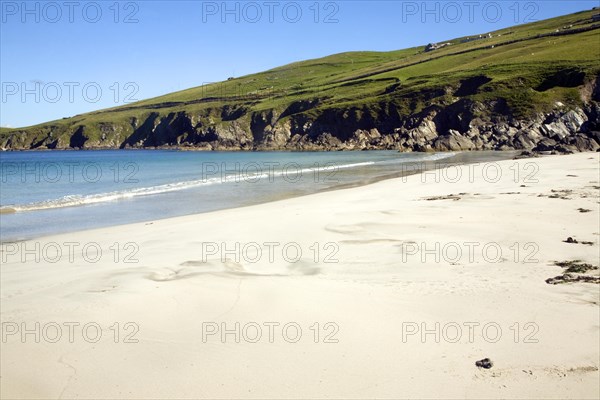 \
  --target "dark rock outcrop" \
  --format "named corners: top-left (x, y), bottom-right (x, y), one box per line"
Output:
top-left (2, 99), bottom-right (599, 153)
